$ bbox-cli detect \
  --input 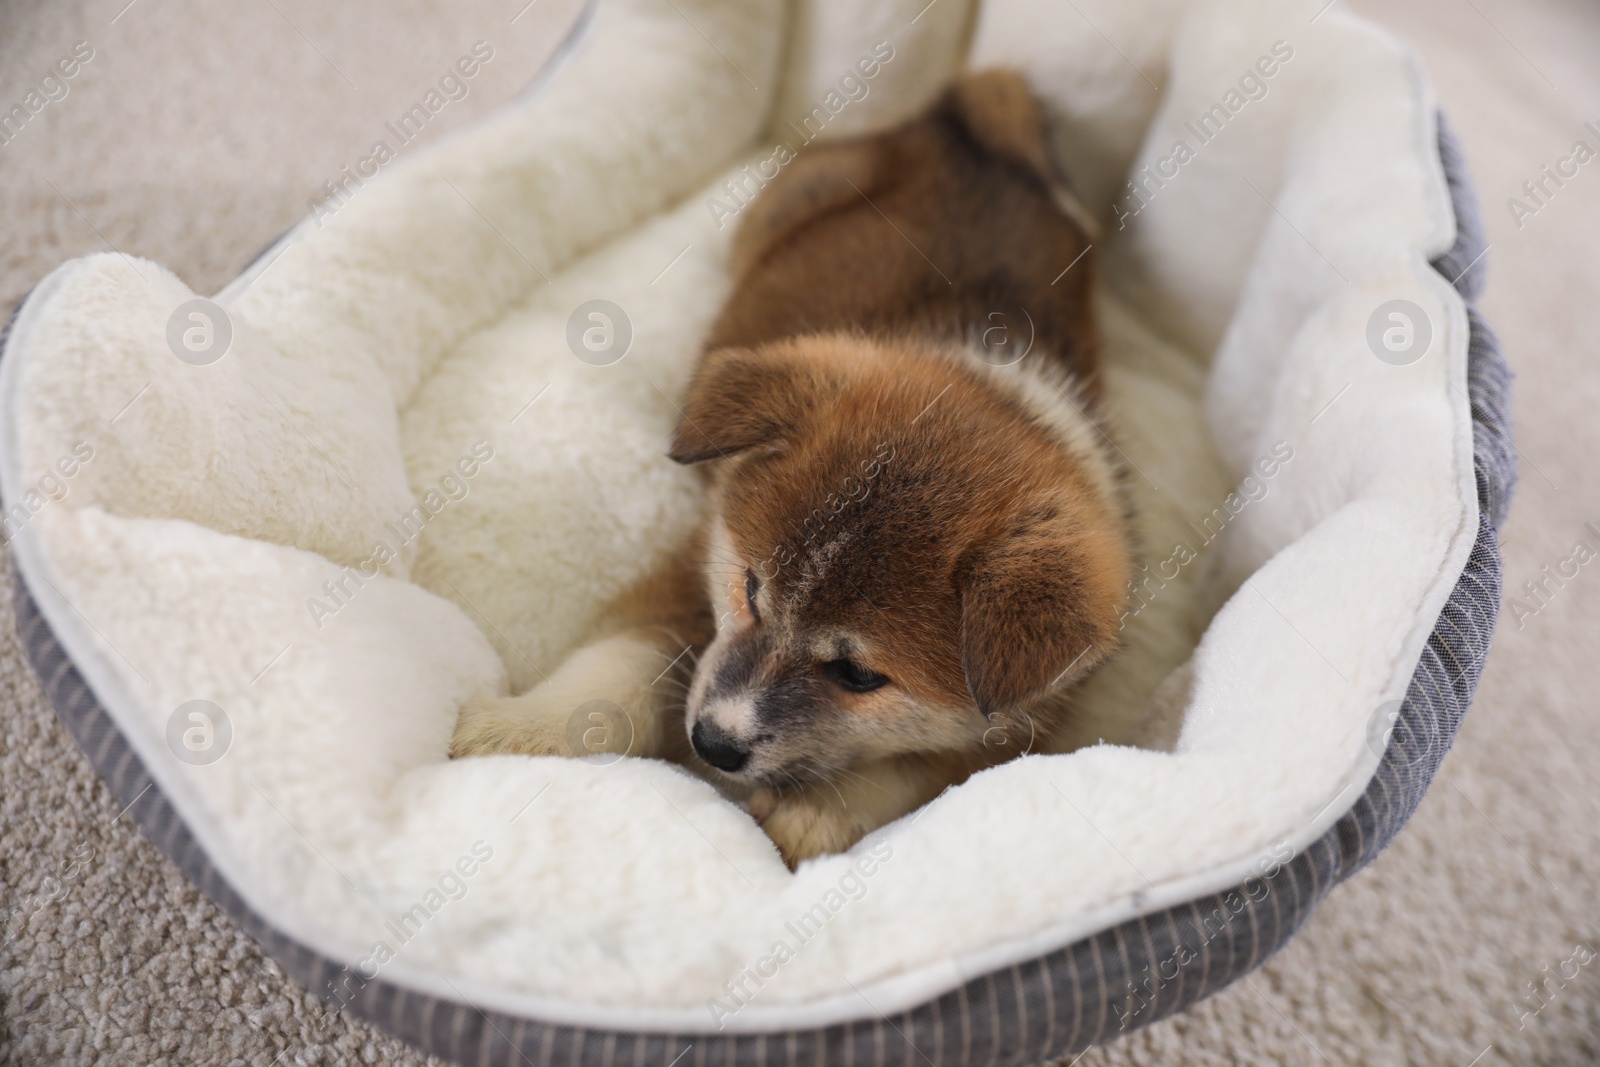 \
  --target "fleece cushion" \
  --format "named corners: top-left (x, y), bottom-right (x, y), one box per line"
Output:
top-left (0, 0), bottom-right (1502, 1060)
